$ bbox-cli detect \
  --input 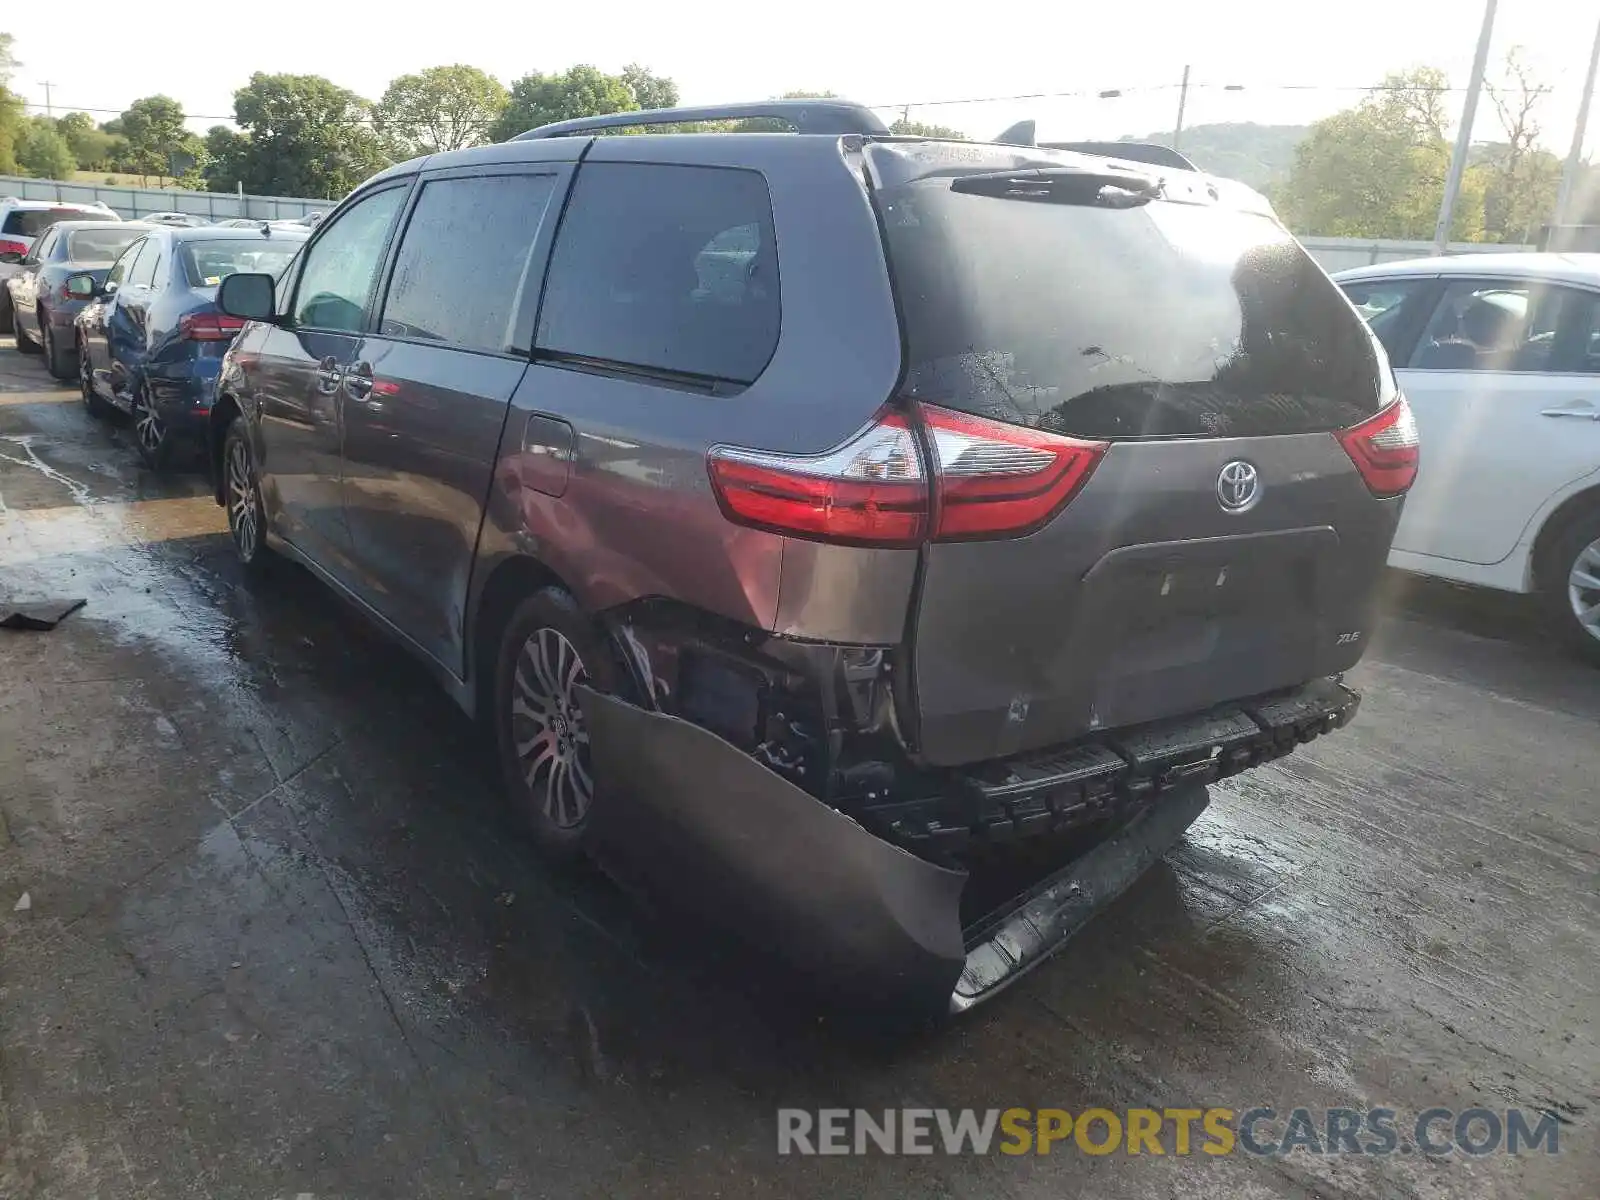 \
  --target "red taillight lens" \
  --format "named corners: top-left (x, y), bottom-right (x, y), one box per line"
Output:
top-left (0, 238), bottom-right (27, 256)
top-left (707, 404), bottom-right (1109, 546)
top-left (707, 411), bottom-right (928, 546)
top-left (920, 404), bottom-right (1107, 540)
top-left (179, 312), bottom-right (247, 341)
top-left (1336, 397), bottom-right (1419, 498)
